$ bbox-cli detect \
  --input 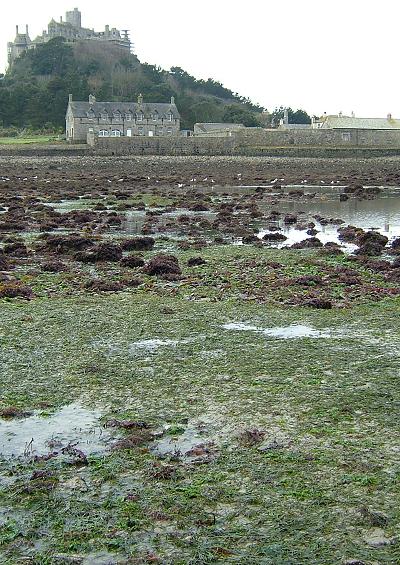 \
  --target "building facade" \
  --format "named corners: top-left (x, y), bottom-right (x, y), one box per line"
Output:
top-left (8, 8), bottom-right (131, 66)
top-left (66, 94), bottom-right (181, 142)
